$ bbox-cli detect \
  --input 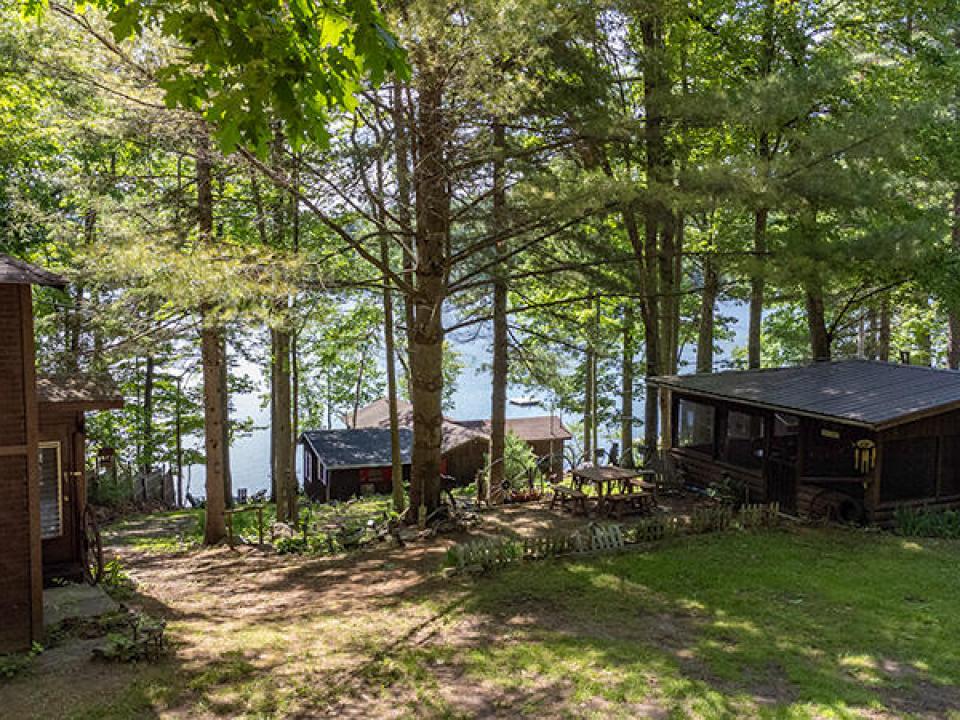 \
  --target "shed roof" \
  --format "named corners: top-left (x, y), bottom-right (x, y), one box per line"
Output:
top-left (300, 428), bottom-right (413, 470)
top-left (0, 255), bottom-right (66, 288)
top-left (651, 359), bottom-right (960, 429)
top-left (36, 375), bottom-right (124, 410)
